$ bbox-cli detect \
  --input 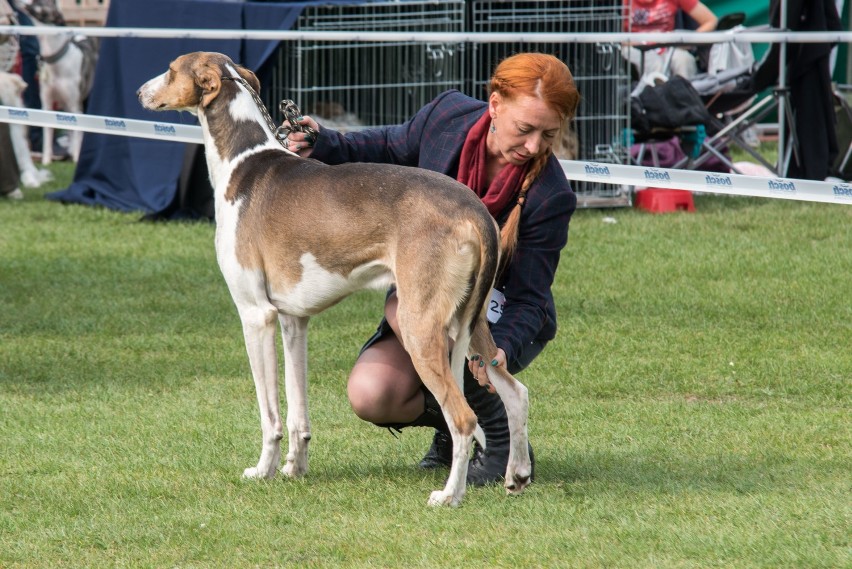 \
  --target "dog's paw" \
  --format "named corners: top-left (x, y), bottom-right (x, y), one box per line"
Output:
top-left (242, 466), bottom-right (276, 480)
top-left (504, 475), bottom-right (531, 495)
top-left (428, 490), bottom-right (462, 507)
top-left (20, 170), bottom-right (43, 188)
top-left (503, 467), bottom-right (532, 495)
top-left (281, 457), bottom-right (307, 478)
top-left (21, 168), bottom-right (53, 188)
top-left (20, 172), bottom-right (39, 188)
